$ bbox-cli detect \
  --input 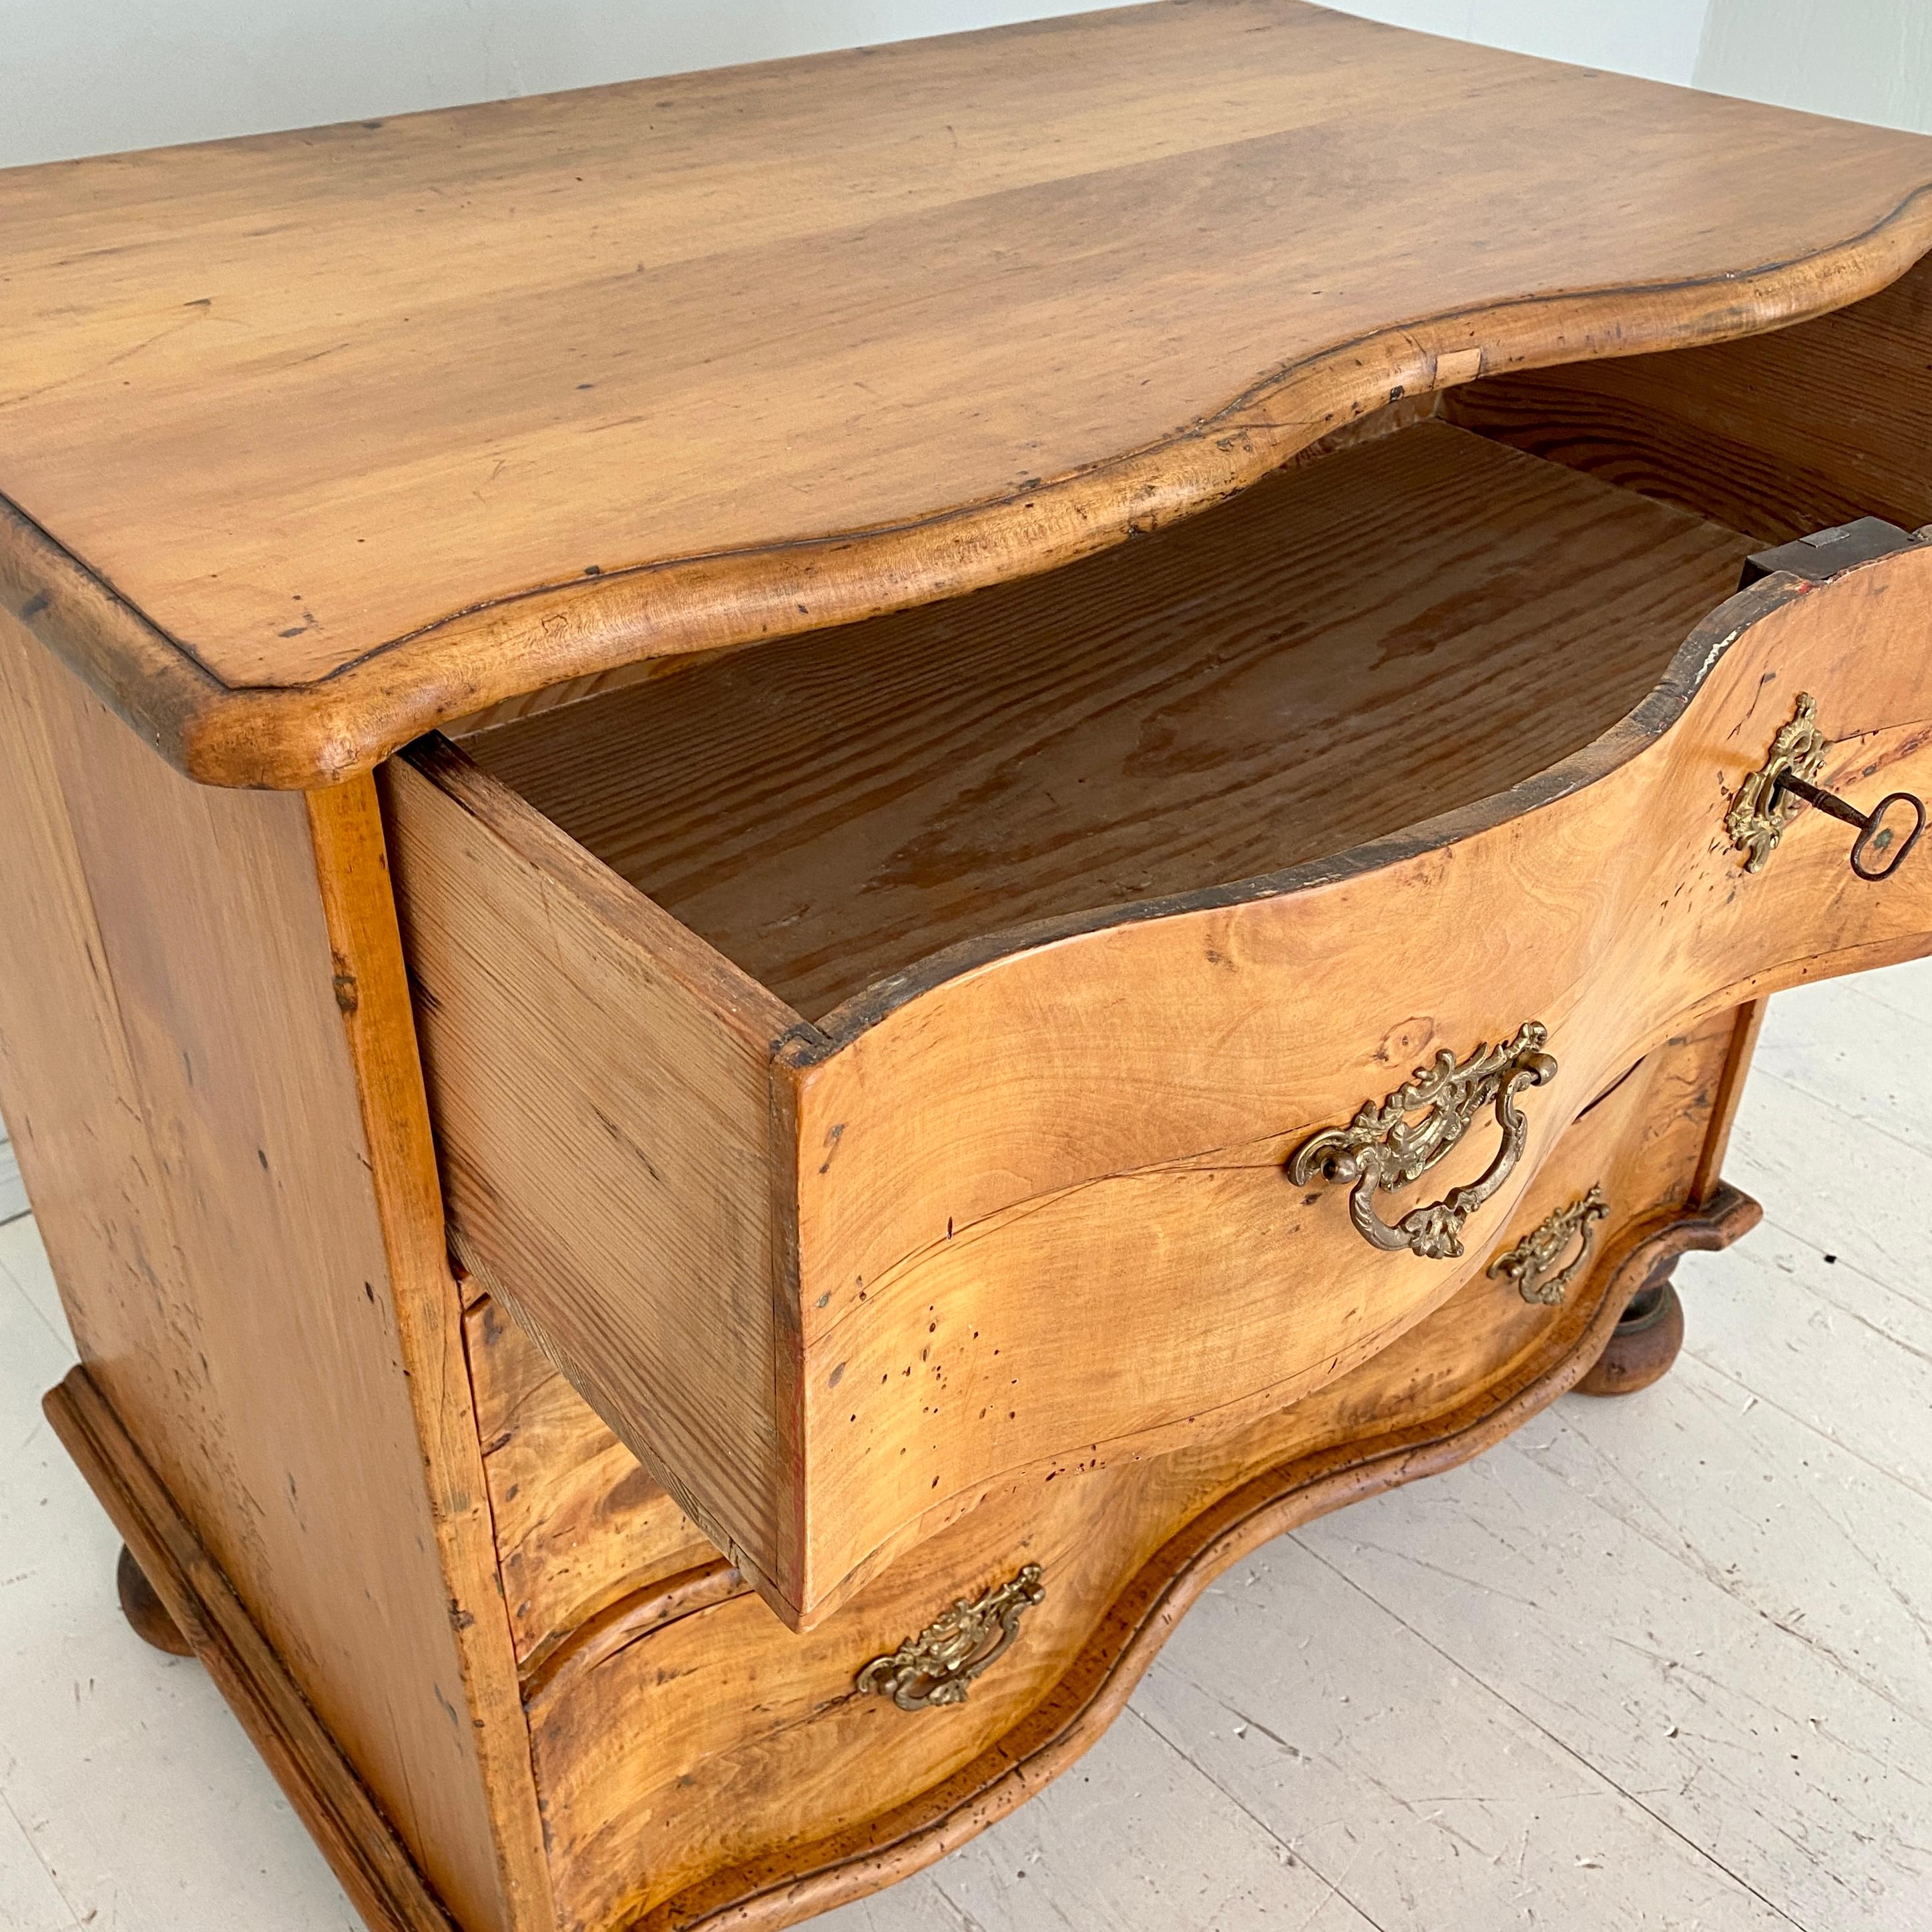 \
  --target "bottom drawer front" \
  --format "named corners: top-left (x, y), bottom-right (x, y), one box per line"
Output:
top-left (523, 1011), bottom-right (1744, 1932)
